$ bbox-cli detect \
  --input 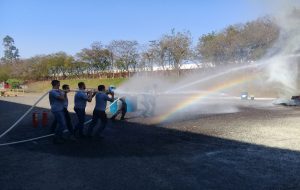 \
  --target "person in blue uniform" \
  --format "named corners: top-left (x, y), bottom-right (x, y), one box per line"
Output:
top-left (74, 82), bottom-right (93, 138)
top-left (49, 80), bottom-right (66, 144)
top-left (87, 85), bottom-right (114, 138)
